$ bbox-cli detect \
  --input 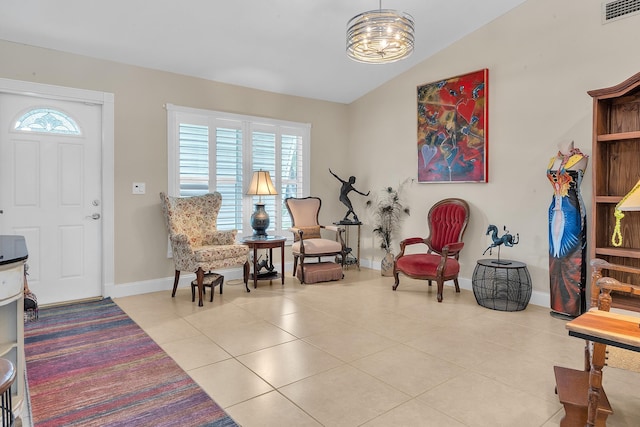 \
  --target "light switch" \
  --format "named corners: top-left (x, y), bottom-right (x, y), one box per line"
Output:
top-left (132, 182), bottom-right (146, 195)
